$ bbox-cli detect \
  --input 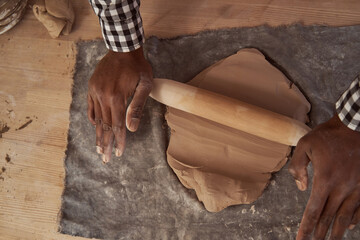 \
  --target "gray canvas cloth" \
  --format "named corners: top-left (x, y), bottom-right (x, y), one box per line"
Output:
top-left (59, 25), bottom-right (360, 239)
